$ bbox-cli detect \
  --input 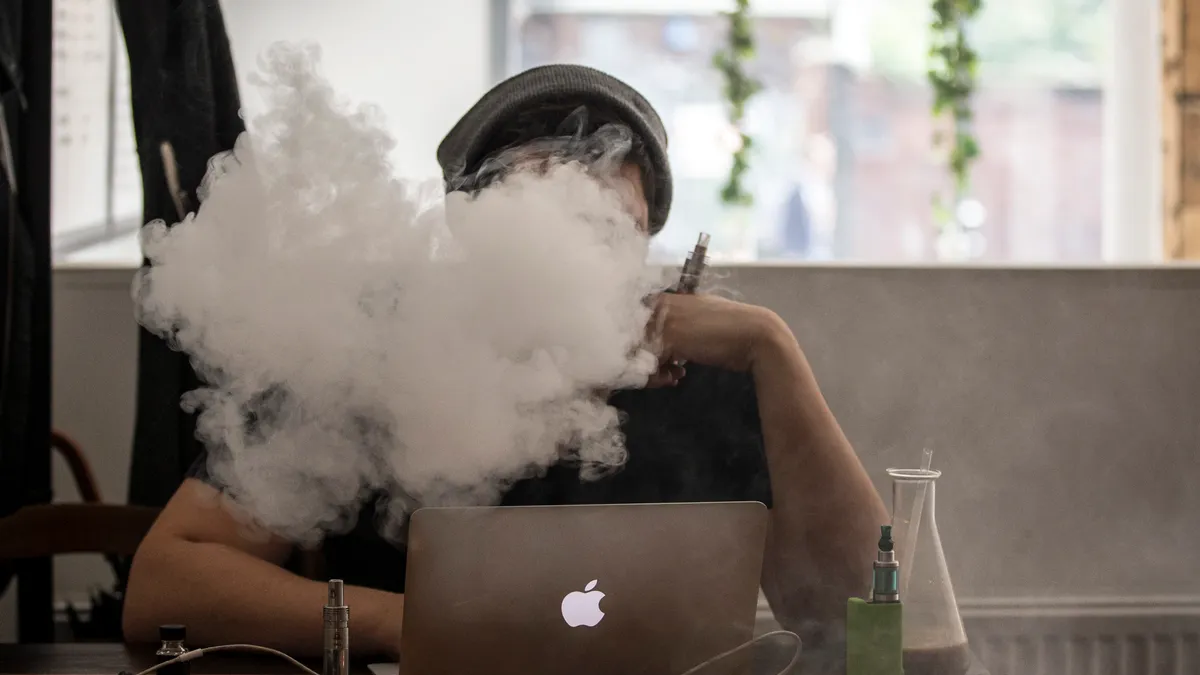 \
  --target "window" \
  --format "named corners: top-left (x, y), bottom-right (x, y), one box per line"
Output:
top-left (51, 0), bottom-right (142, 265)
top-left (503, 0), bottom-right (1125, 263)
top-left (52, 0), bottom-right (1155, 267)
top-left (52, 0), bottom-right (497, 267)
